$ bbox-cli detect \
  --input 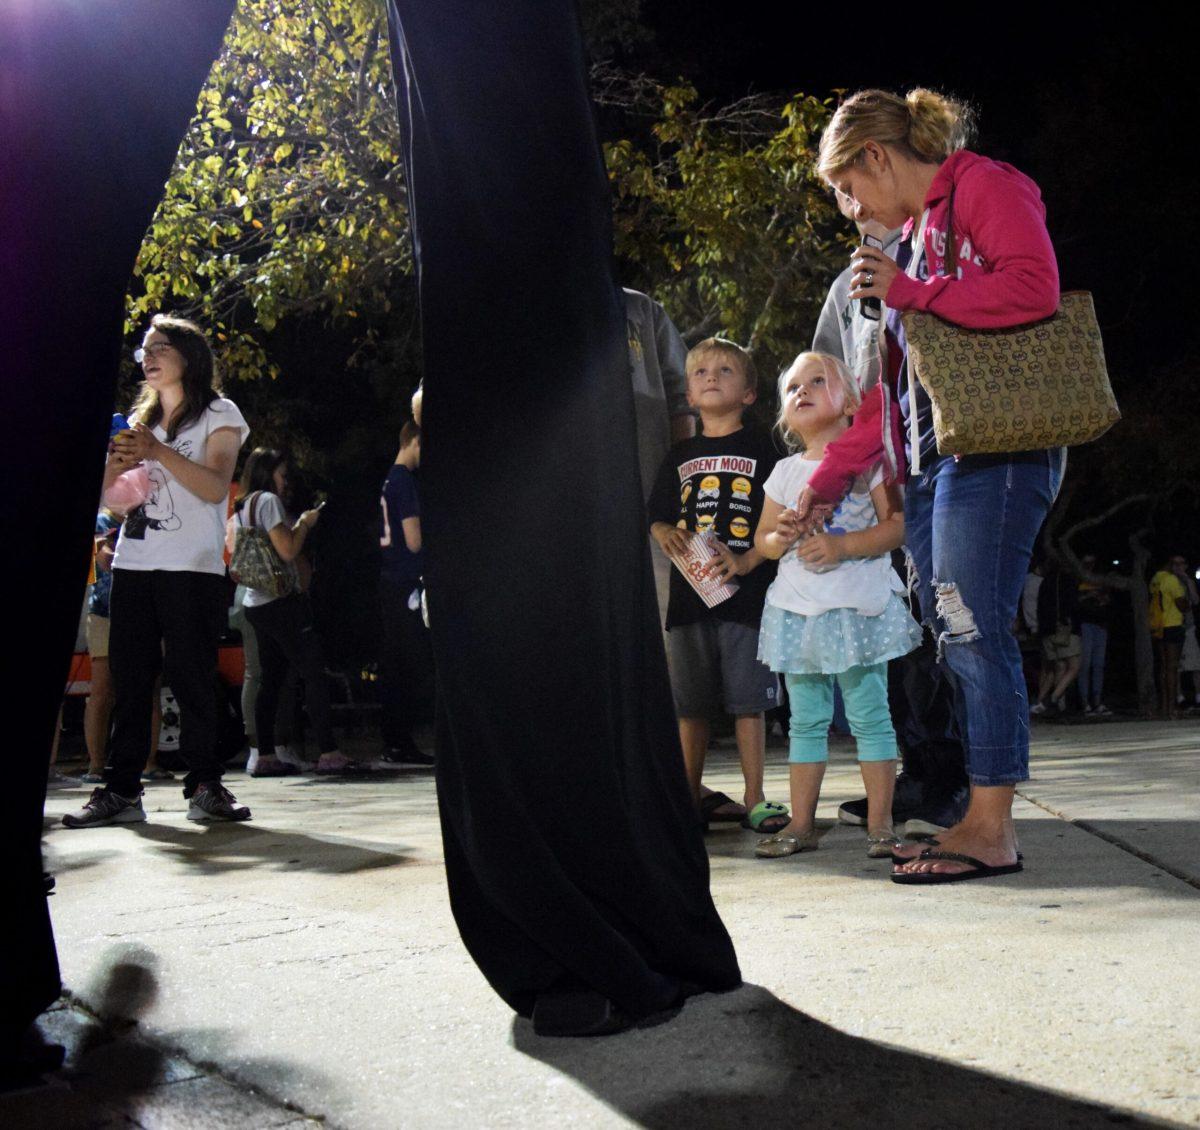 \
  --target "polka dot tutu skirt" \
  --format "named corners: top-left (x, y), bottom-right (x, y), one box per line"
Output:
top-left (758, 597), bottom-right (922, 676)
